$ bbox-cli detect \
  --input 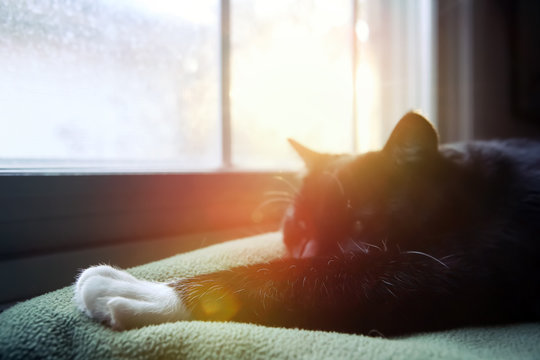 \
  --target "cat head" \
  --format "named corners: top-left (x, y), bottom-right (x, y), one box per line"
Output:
top-left (283, 111), bottom-right (445, 258)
